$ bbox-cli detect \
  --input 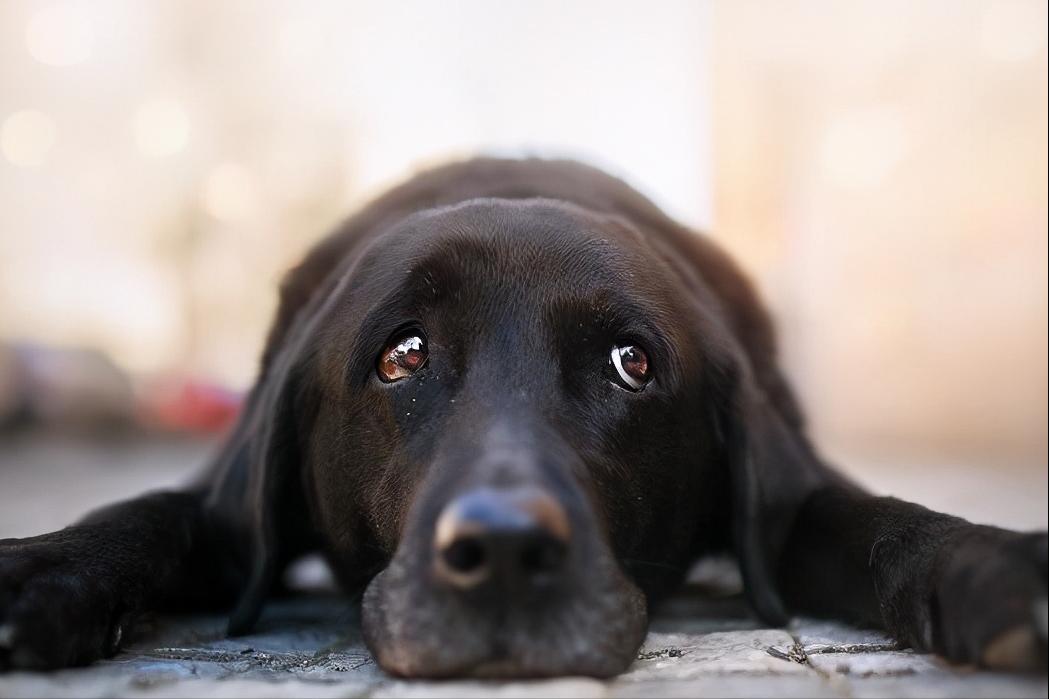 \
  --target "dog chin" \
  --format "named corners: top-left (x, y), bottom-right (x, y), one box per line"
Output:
top-left (360, 556), bottom-right (649, 679)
